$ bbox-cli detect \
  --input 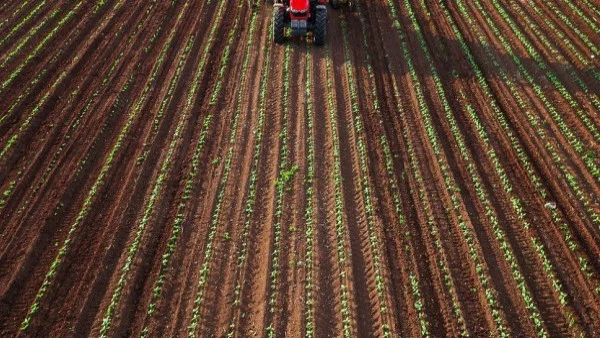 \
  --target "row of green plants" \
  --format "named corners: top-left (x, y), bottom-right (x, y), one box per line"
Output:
top-left (340, 5), bottom-right (398, 336)
top-left (0, 1), bottom-right (33, 30)
top-left (1, 0), bottom-right (86, 91)
top-left (324, 40), bottom-right (355, 338)
top-left (579, 0), bottom-right (600, 17)
top-left (560, 0), bottom-right (599, 36)
top-left (0, 0), bottom-right (123, 160)
top-left (140, 114), bottom-right (212, 338)
top-left (0, 2), bottom-right (149, 215)
top-left (465, 0), bottom-right (600, 226)
top-left (19, 1), bottom-right (187, 330)
top-left (381, 130), bottom-right (431, 337)
top-left (0, 0), bottom-right (46, 51)
top-left (505, 0), bottom-right (600, 111)
top-left (470, 0), bottom-right (600, 183)
top-left (540, 1), bottom-right (598, 56)
top-left (419, 0), bottom-right (574, 329)
top-left (387, 0), bottom-right (483, 335)
top-left (98, 20), bottom-right (203, 336)
top-left (224, 5), bottom-right (270, 336)
top-left (409, 0), bottom-right (518, 334)
top-left (265, 41), bottom-right (292, 338)
top-left (444, 0), bottom-right (591, 333)
top-left (435, 0), bottom-right (599, 291)
top-left (187, 4), bottom-right (245, 336)
top-left (524, 2), bottom-right (600, 83)
top-left (486, 0), bottom-right (599, 143)
top-left (302, 45), bottom-right (316, 338)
